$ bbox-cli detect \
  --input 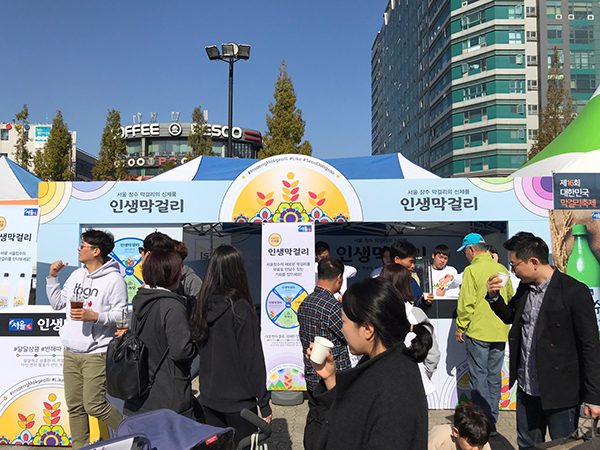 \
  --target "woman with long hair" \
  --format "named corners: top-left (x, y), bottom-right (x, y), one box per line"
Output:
top-left (307, 277), bottom-right (432, 449)
top-left (123, 251), bottom-right (196, 418)
top-left (190, 245), bottom-right (271, 445)
top-left (379, 263), bottom-right (440, 382)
